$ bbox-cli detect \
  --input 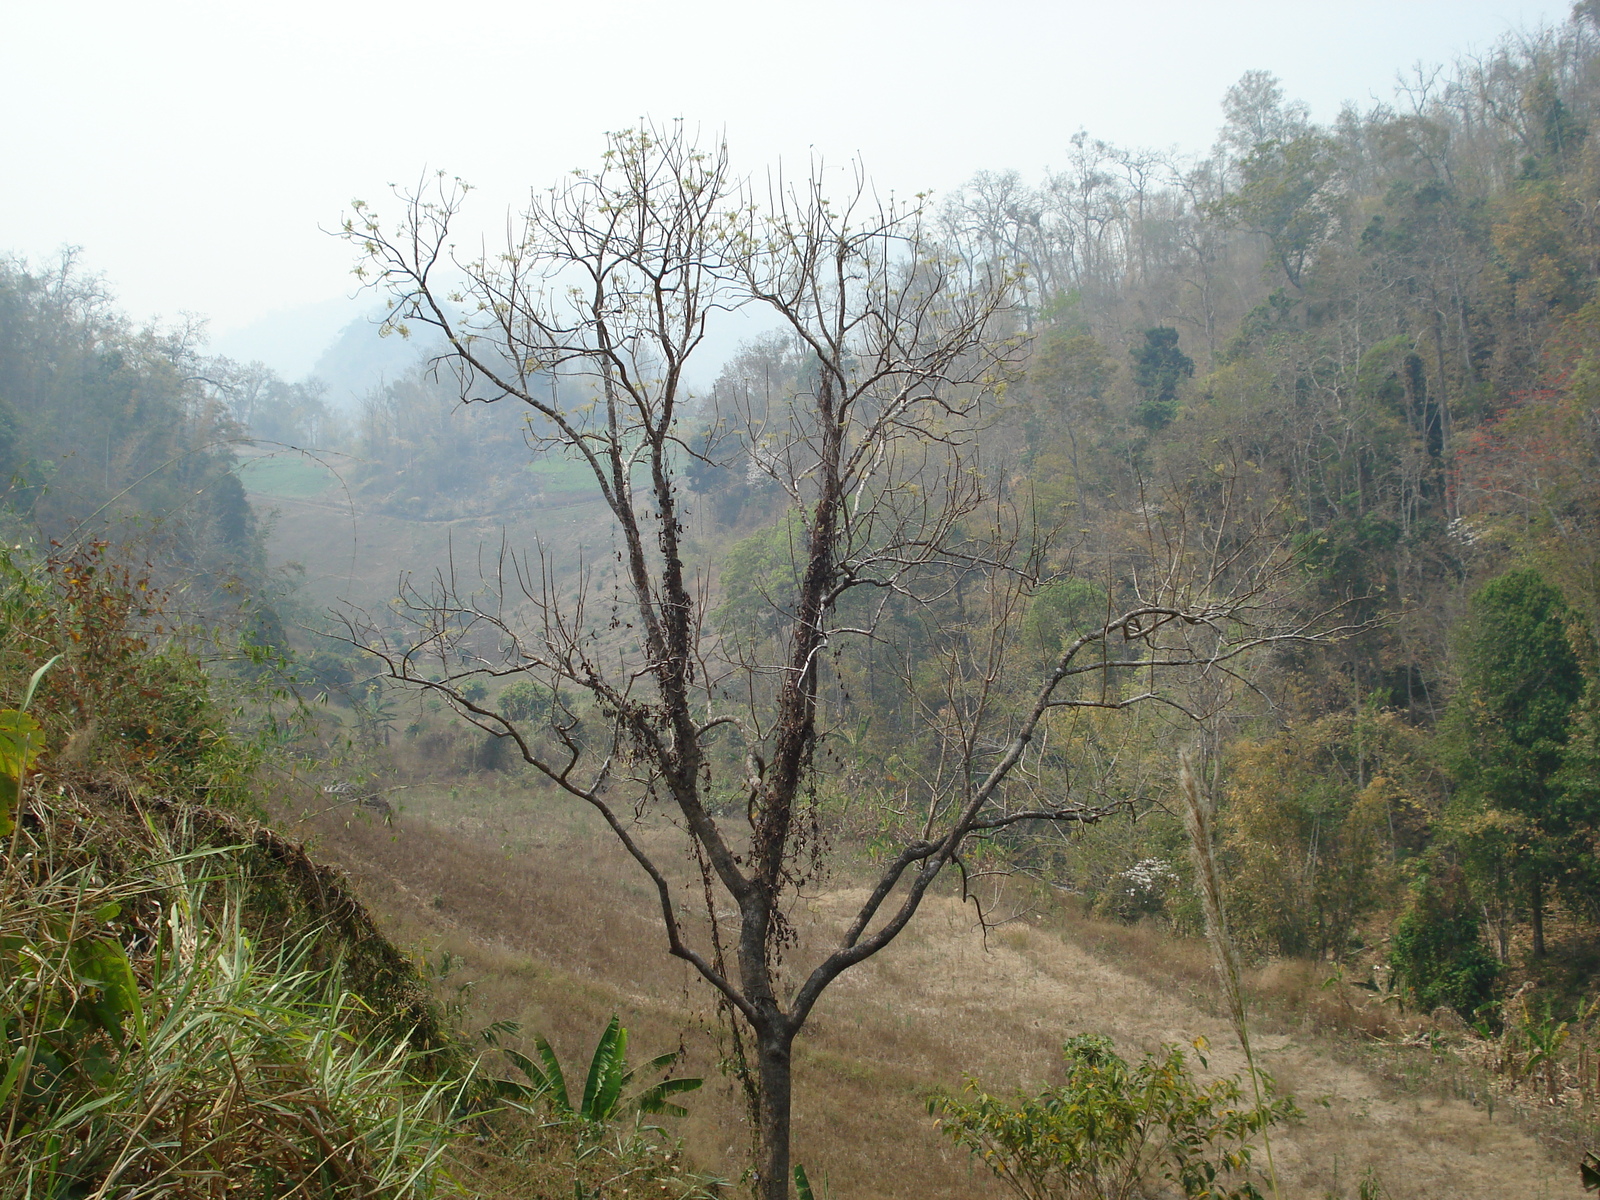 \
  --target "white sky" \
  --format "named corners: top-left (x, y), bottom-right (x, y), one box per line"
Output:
top-left (1, 0), bottom-right (1571, 343)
